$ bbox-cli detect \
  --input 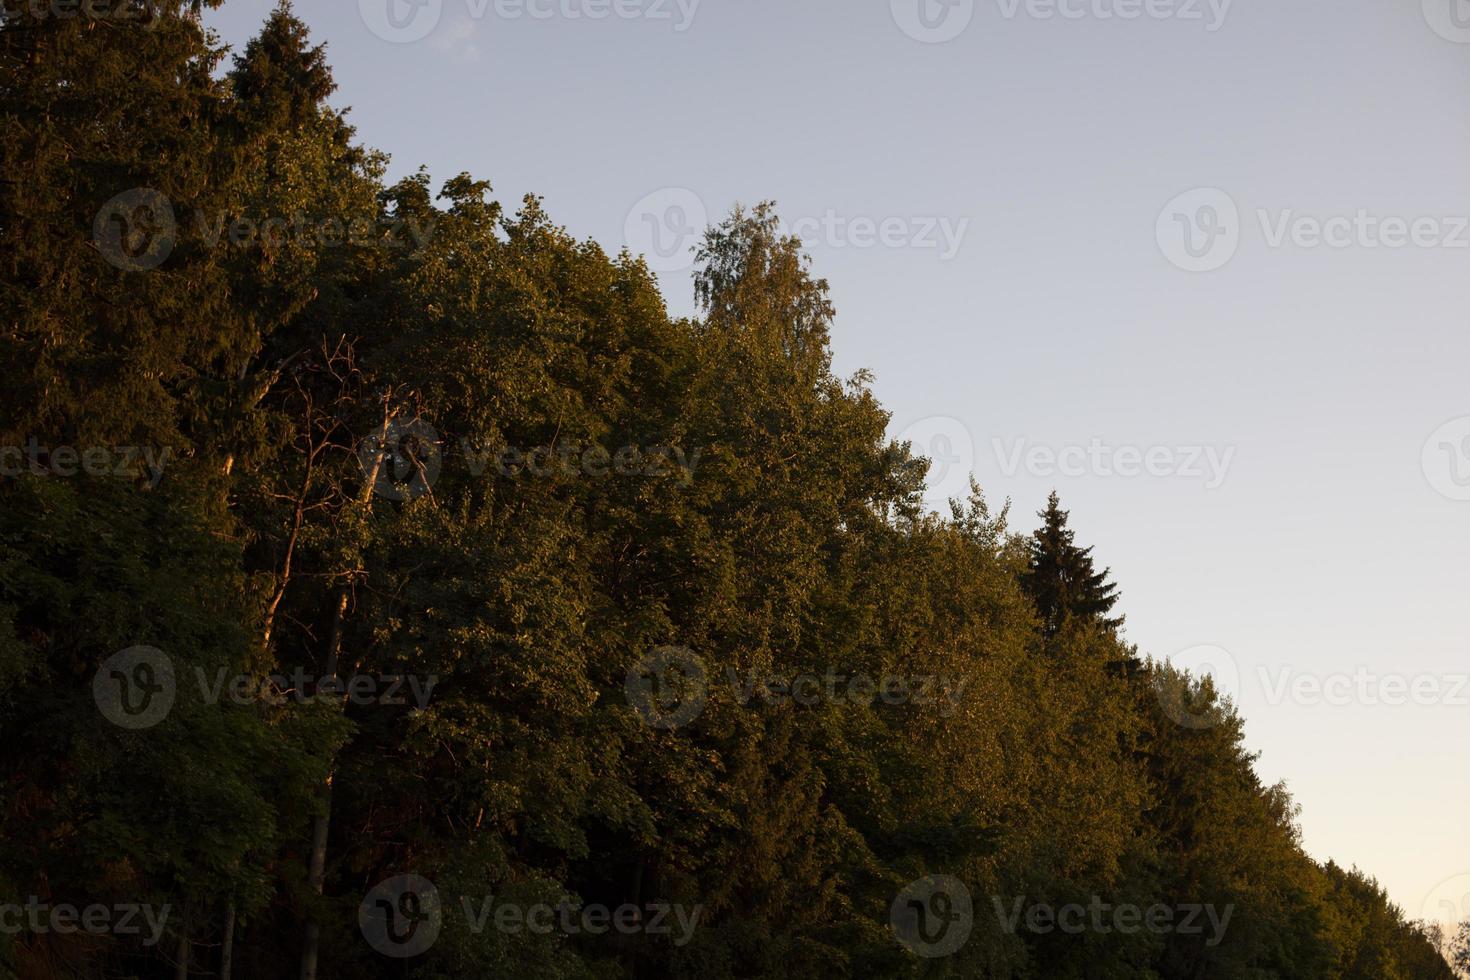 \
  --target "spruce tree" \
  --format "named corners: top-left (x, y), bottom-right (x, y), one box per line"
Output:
top-left (1021, 491), bottom-right (1123, 639)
